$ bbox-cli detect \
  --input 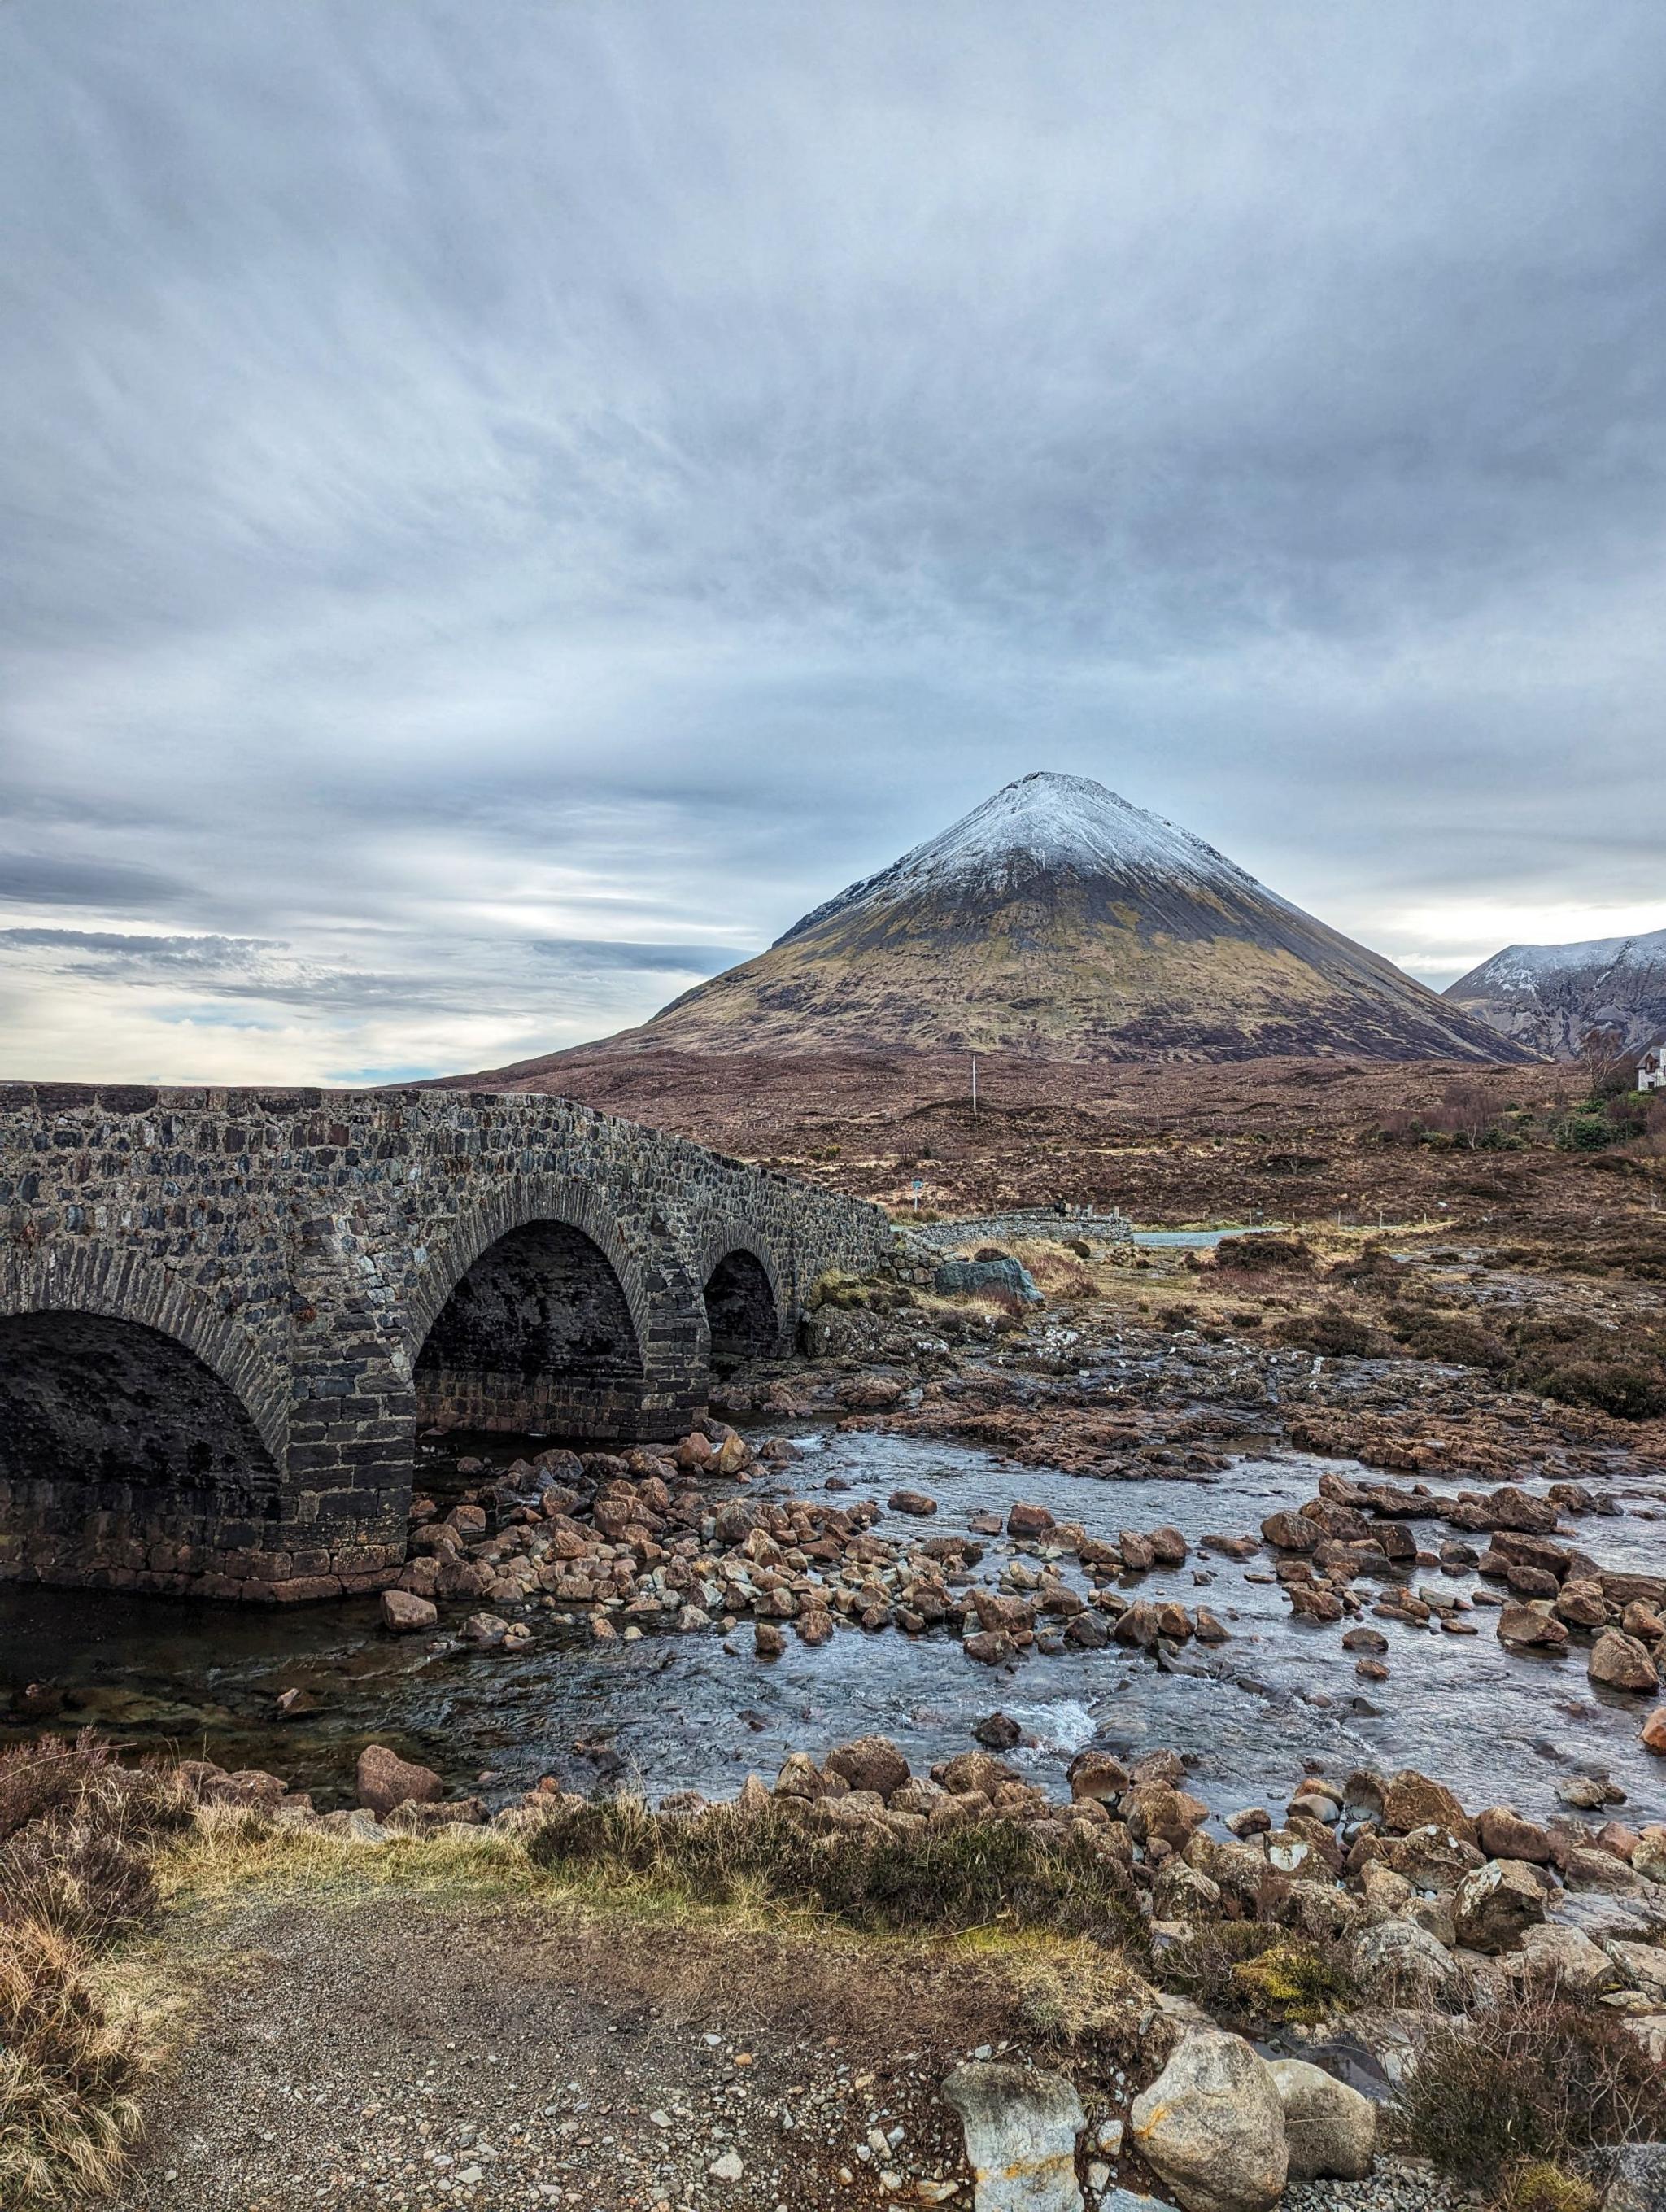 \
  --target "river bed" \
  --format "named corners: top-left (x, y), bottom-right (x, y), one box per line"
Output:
top-left (3, 1428), bottom-right (1663, 1826)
